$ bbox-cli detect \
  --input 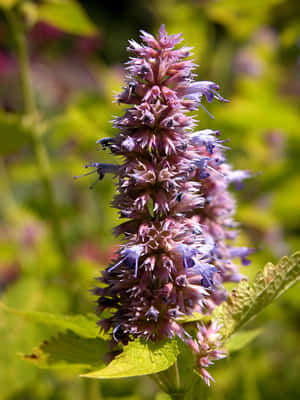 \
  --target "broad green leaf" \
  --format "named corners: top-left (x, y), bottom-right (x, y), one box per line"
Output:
top-left (213, 252), bottom-right (300, 339)
top-left (20, 330), bottom-right (107, 373)
top-left (82, 339), bottom-right (179, 379)
top-left (0, 111), bottom-right (30, 154)
top-left (225, 329), bottom-right (263, 352)
top-left (0, 278), bottom-right (68, 398)
top-left (37, 0), bottom-right (97, 35)
top-left (0, 303), bottom-right (108, 340)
